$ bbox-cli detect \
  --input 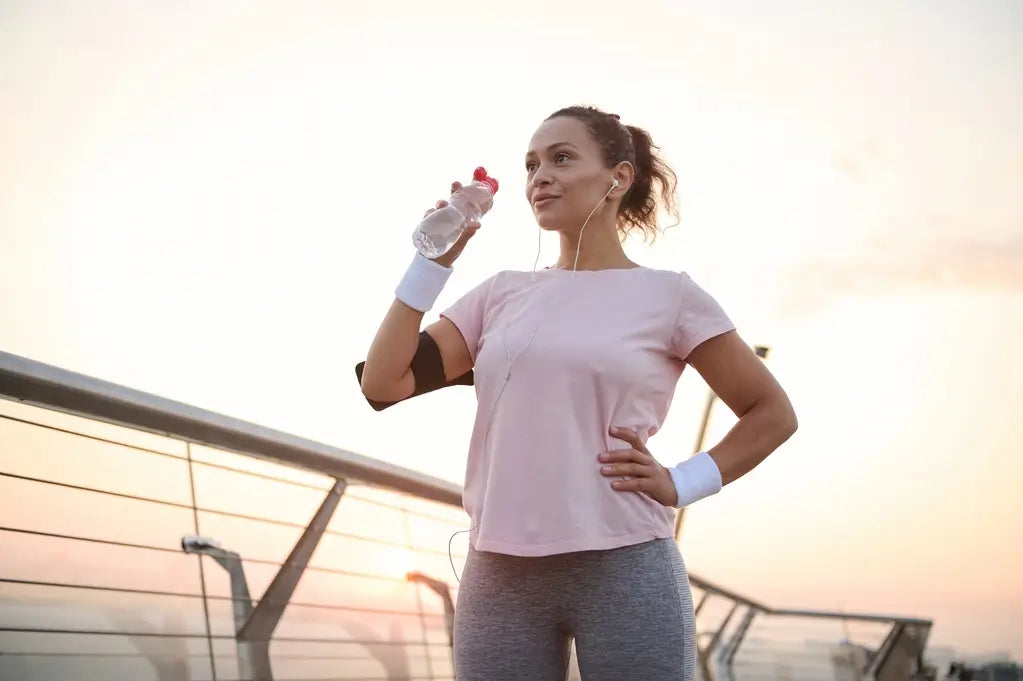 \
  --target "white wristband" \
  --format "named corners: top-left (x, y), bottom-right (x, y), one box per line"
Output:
top-left (395, 253), bottom-right (453, 312)
top-left (668, 451), bottom-right (722, 508)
